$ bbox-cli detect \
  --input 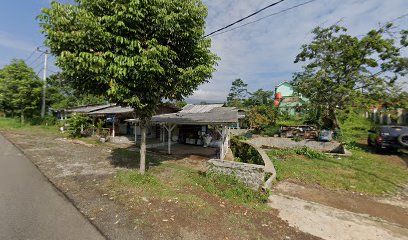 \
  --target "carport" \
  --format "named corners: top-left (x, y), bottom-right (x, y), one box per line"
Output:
top-left (127, 104), bottom-right (239, 160)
